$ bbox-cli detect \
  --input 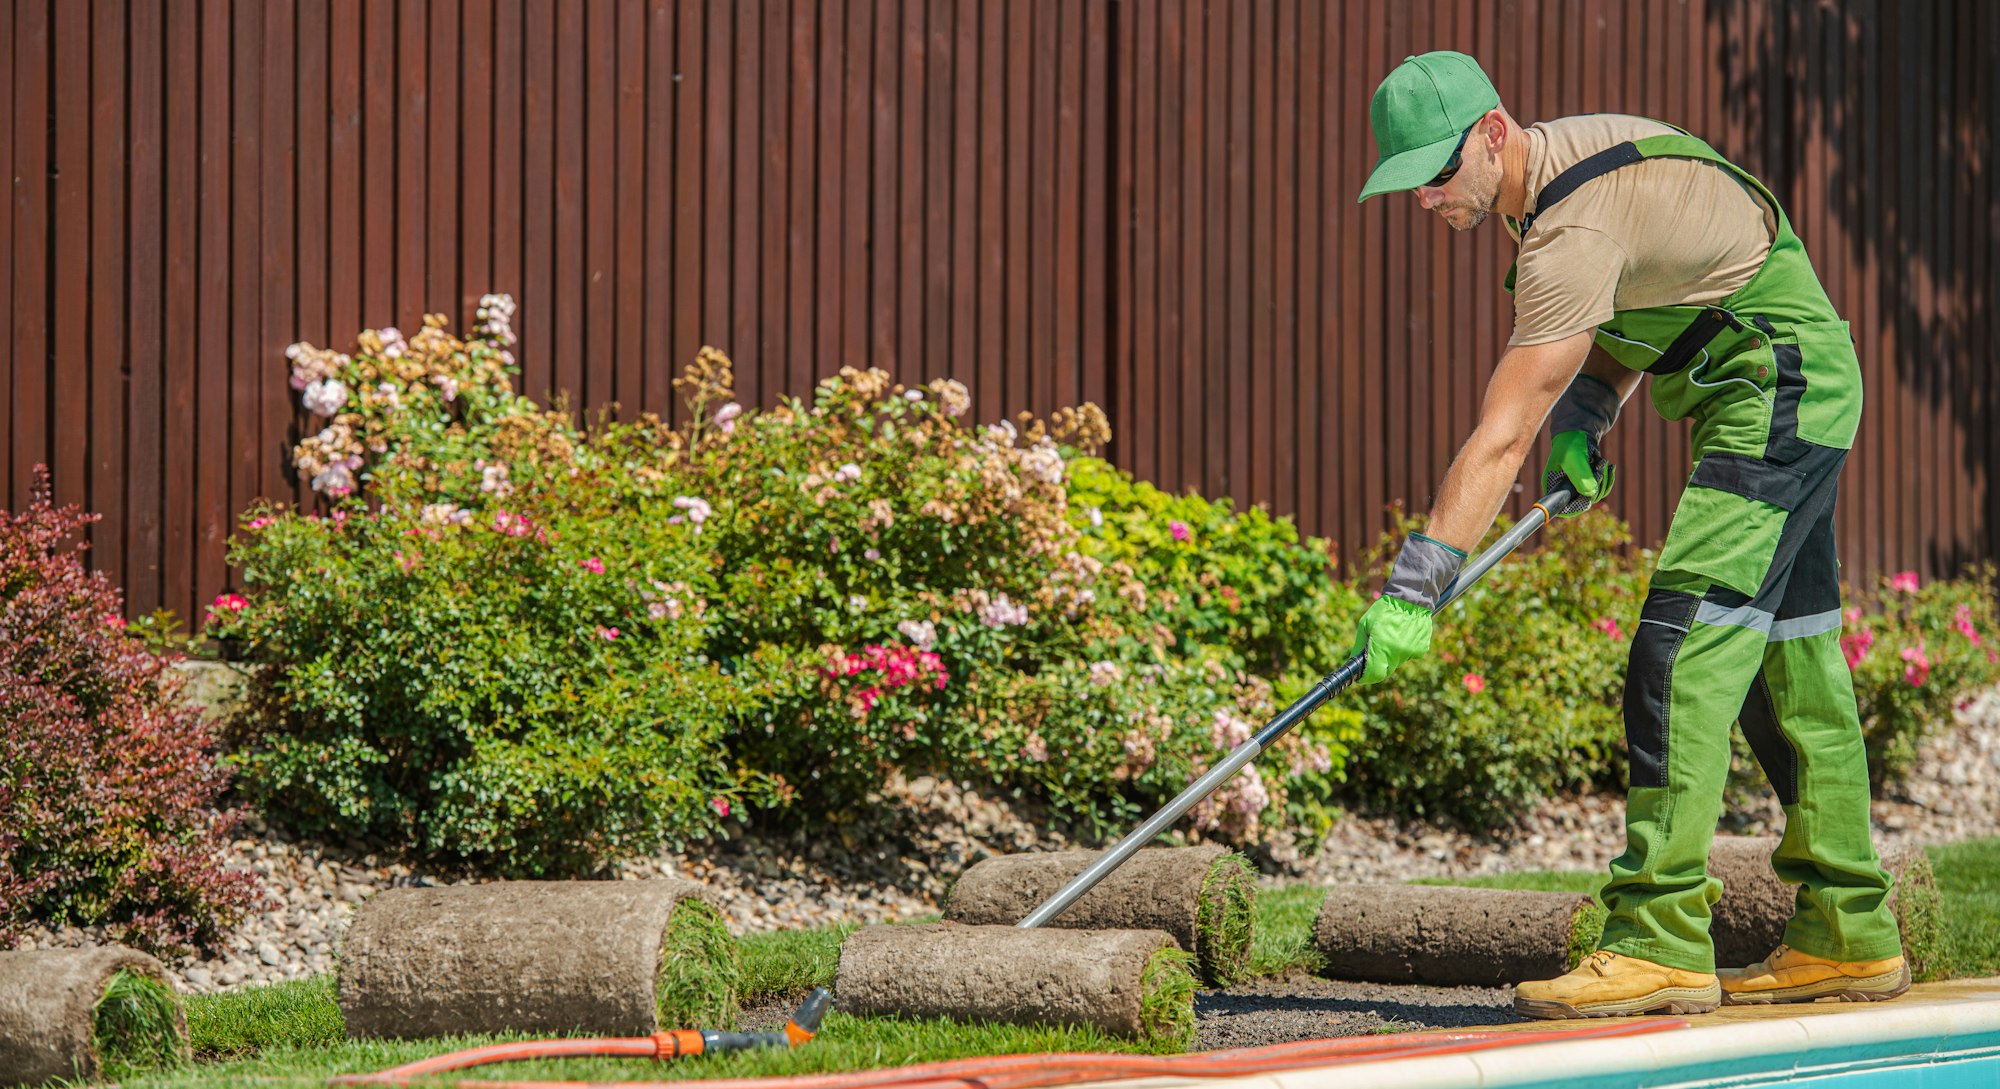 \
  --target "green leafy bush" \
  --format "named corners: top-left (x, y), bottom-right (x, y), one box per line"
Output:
top-left (1337, 507), bottom-right (1647, 824)
top-left (1064, 457), bottom-right (1350, 677)
top-left (220, 299), bottom-right (1353, 872)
